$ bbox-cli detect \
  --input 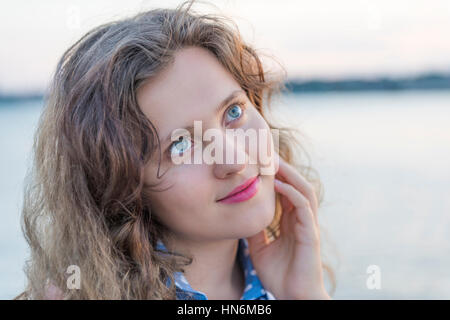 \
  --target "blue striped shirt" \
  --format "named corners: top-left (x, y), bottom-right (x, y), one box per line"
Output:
top-left (156, 238), bottom-right (276, 300)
